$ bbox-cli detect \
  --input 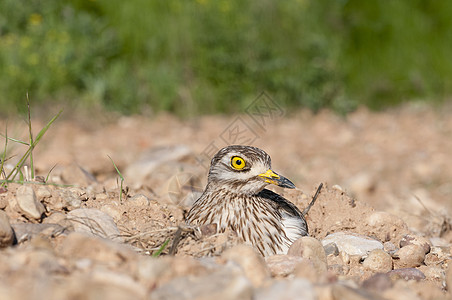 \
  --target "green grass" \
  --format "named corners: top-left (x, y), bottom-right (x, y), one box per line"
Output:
top-left (0, 103), bottom-right (62, 187)
top-left (0, 0), bottom-right (451, 116)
